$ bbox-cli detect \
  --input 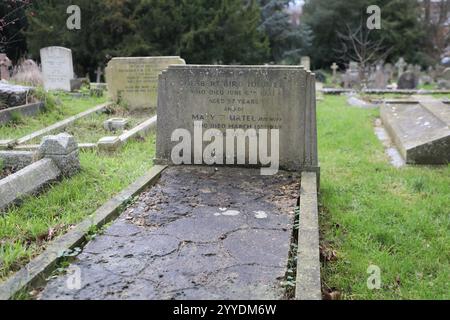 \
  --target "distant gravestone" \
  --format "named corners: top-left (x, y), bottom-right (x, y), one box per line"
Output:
top-left (0, 54), bottom-right (12, 81)
top-left (156, 65), bottom-right (318, 172)
top-left (384, 63), bottom-right (393, 82)
top-left (395, 57), bottom-right (406, 78)
top-left (40, 47), bottom-right (74, 91)
top-left (301, 56), bottom-right (311, 71)
top-left (105, 56), bottom-right (185, 110)
top-left (398, 71), bottom-right (418, 89)
top-left (342, 62), bottom-right (360, 88)
top-left (330, 62), bottom-right (339, 84)
top-left (369, 64), bottom-right (388, 89)
top-left (442, 68), bottom-right (450, 81)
